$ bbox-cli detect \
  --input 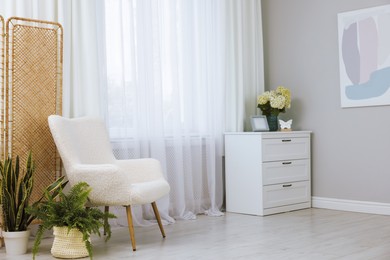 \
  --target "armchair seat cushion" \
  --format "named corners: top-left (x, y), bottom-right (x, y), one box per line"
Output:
top-left (130, 179), bottom-right (170, 205)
